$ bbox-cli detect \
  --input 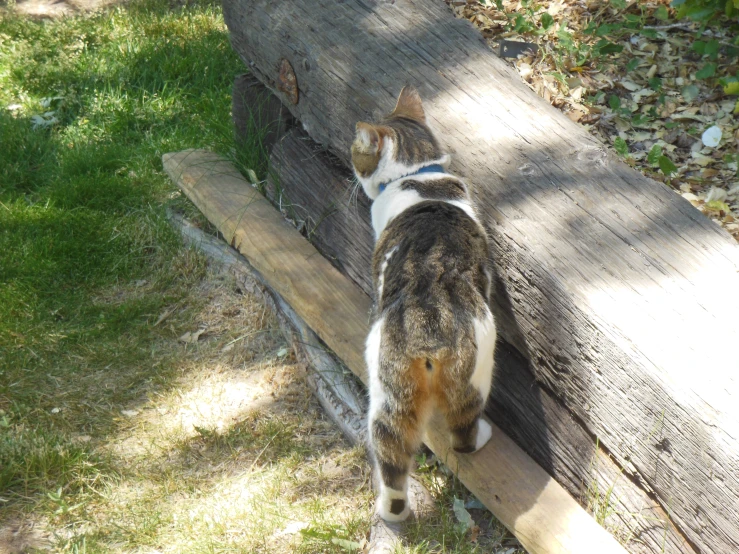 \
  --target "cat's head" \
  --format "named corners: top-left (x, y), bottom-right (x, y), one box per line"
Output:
top-left (351, 87), bottom-right (449, 200)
